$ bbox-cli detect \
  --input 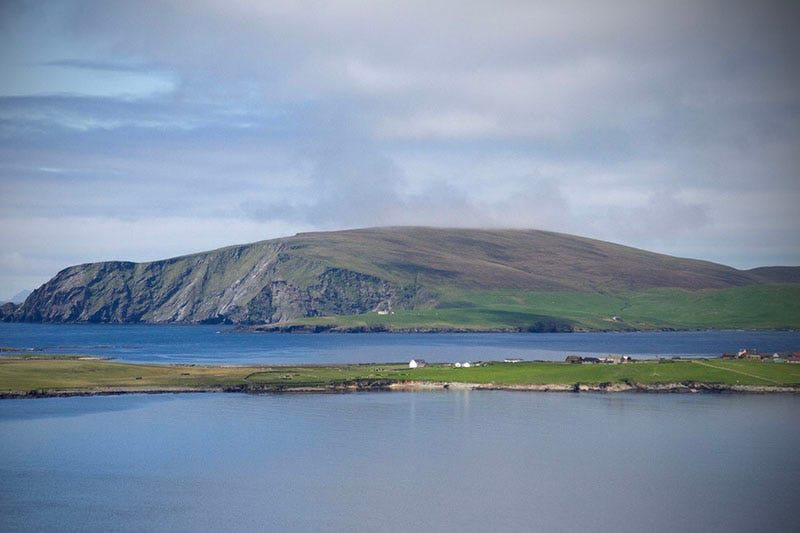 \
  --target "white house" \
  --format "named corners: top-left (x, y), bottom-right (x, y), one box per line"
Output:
top-left (409, 359), bottom-right (428, 369)
top-left (598, 355), bottom-right (631, 364)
